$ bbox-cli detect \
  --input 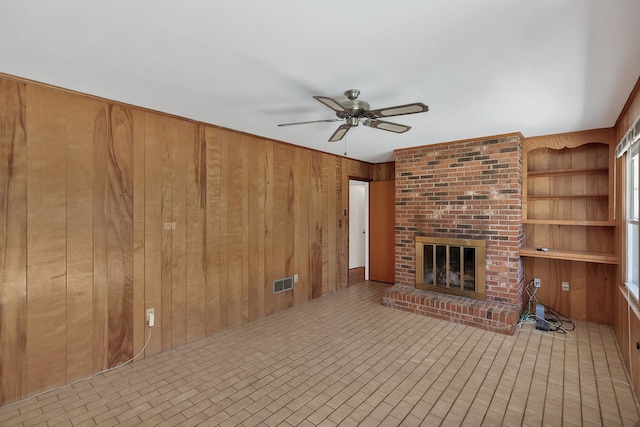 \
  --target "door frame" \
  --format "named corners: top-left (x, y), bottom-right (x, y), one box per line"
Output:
top-left (348, 177), bottom-right (370, 282)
